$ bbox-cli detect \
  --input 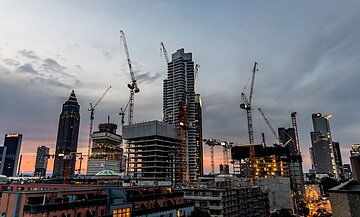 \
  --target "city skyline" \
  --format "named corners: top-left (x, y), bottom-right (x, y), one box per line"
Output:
top-left (1, 1), bottom-right (360, 174)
